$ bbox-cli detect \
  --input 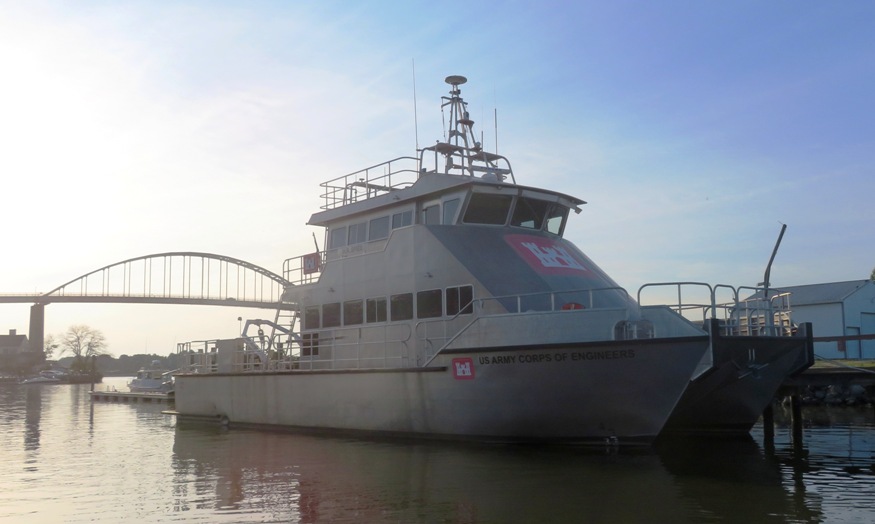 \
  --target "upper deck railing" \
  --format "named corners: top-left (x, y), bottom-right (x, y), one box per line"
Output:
top-left (319, 156), bottom-right (419, 210)
top-left (317, 145), bottom-right (517, 212)
top-left (418, 142), bottom-right (515, 183)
